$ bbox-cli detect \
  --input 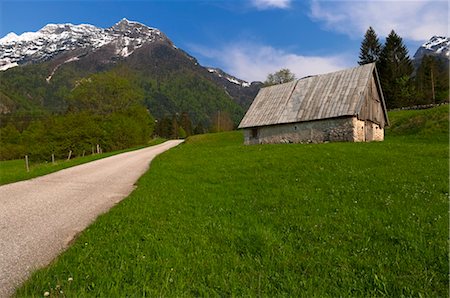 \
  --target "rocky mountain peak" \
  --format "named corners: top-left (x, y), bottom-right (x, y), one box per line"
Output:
top-left (413, 35), bottom-right (449, 61)
top-left (111, 18), bottom-right (146, 31)
top-left (0, 19), bottom-right (170, 71)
